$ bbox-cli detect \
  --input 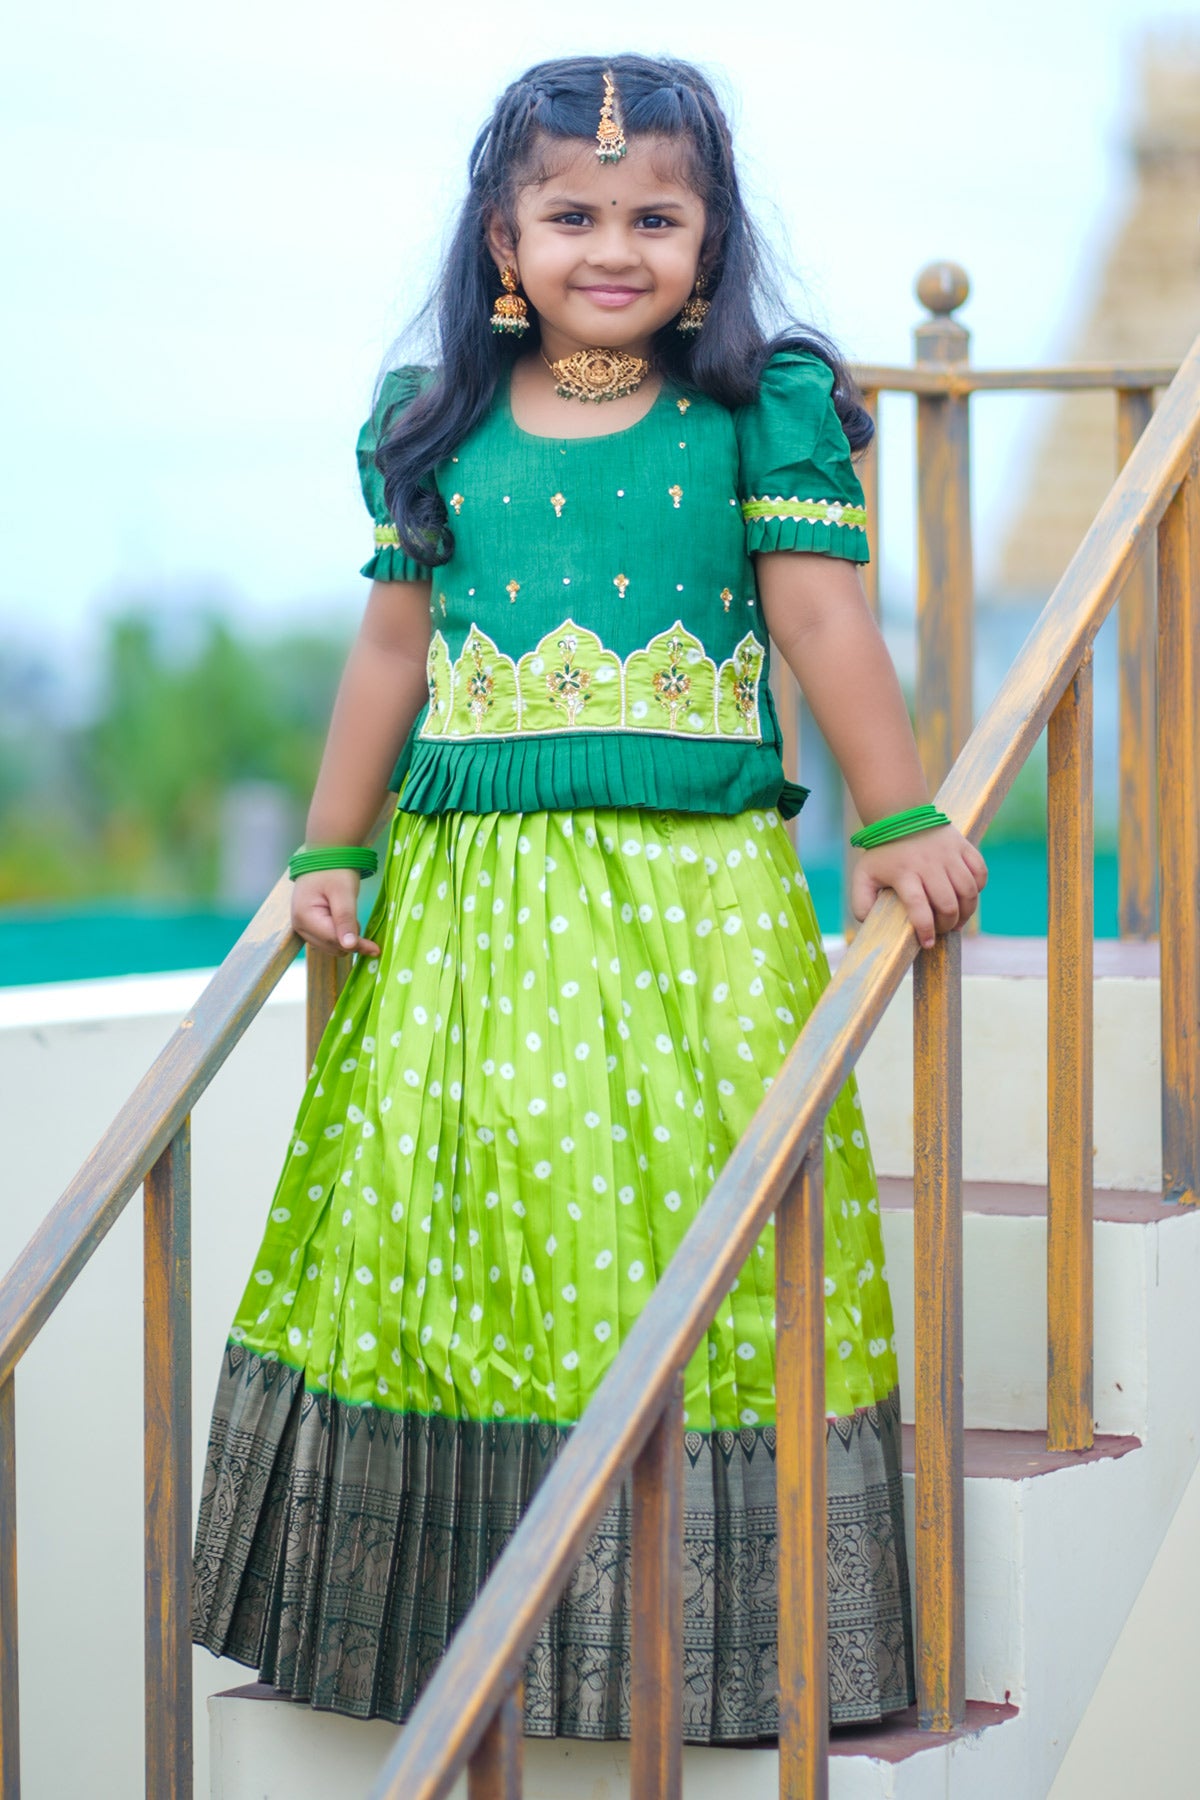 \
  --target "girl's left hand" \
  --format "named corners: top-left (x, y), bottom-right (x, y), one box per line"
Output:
top-left (850, 826), bottom-right (988, 951)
